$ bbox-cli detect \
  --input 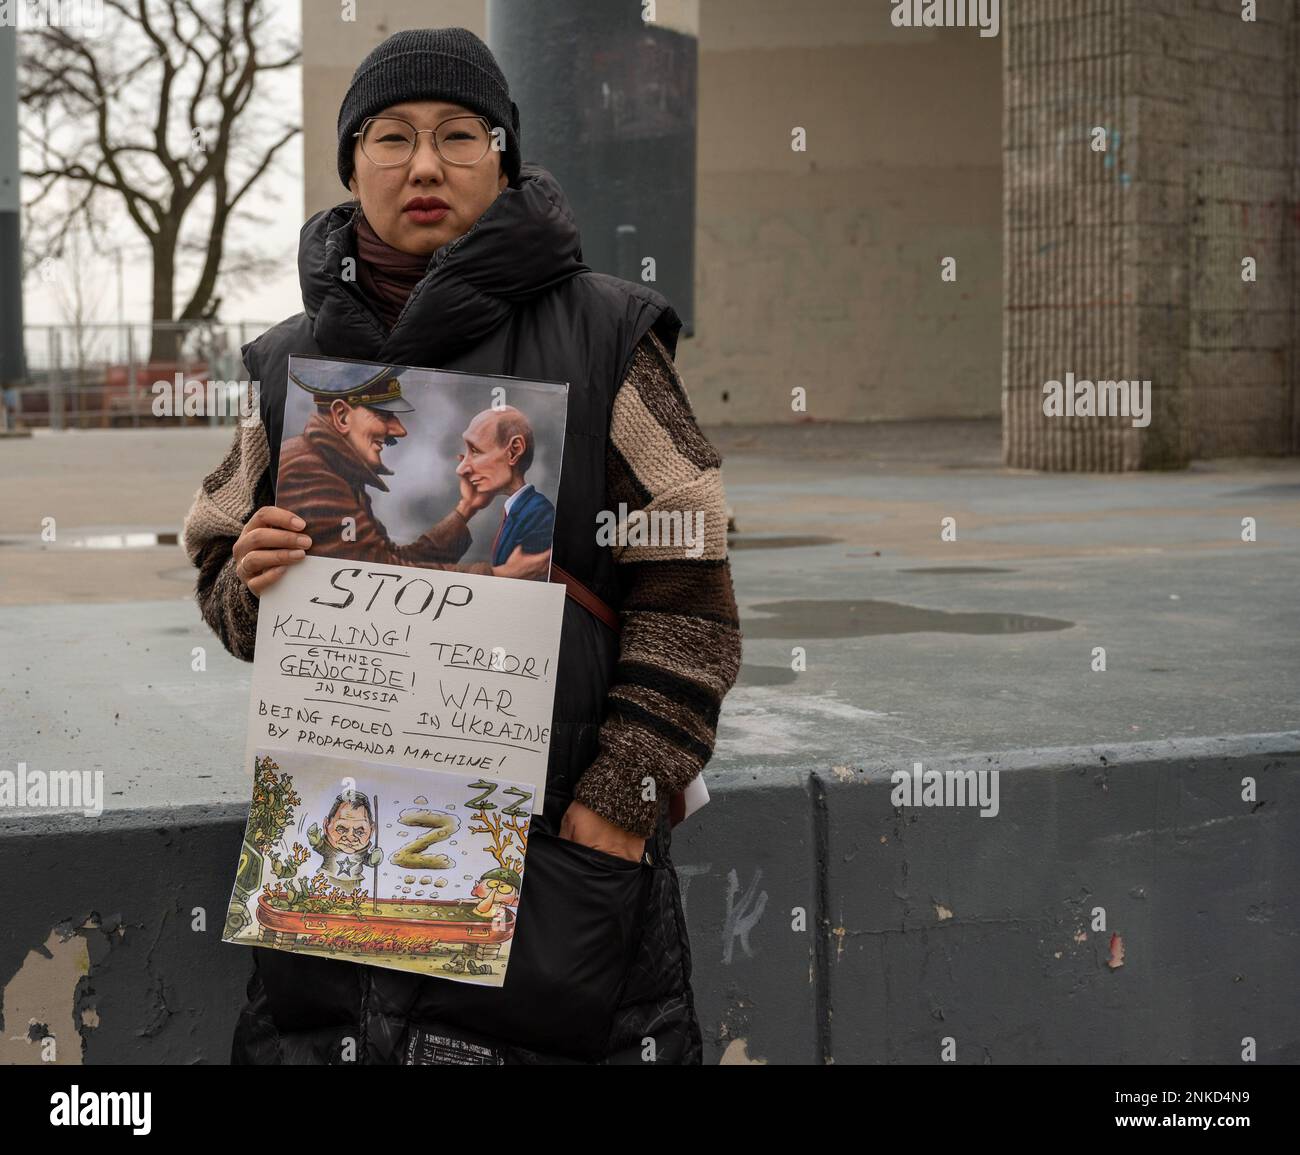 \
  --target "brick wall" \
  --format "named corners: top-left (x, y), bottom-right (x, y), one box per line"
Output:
top-left (1003, 0), bottom-right (1298, 470)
